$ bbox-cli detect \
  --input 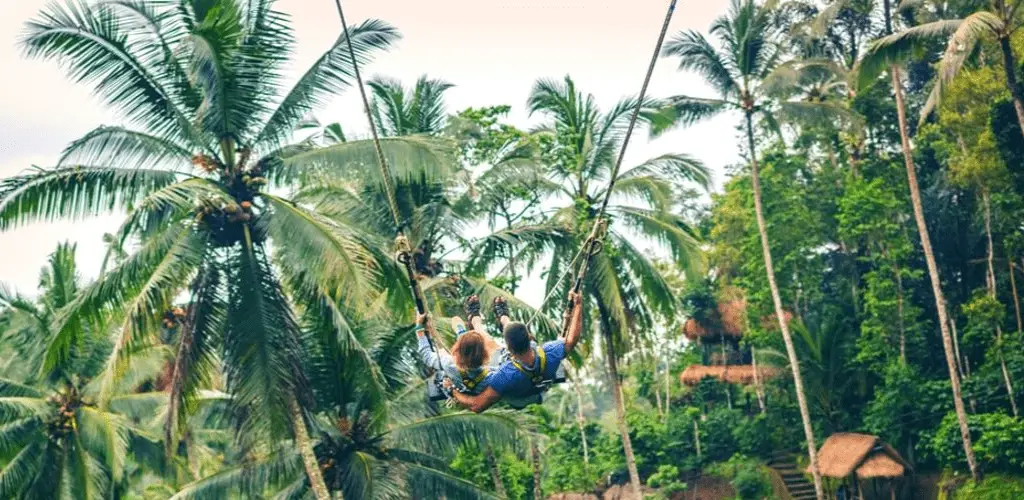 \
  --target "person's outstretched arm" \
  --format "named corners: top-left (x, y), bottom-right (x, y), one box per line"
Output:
top-left (451, 386), bottom-right (502, 413)
top-left (415, 313), bottom-right (448, 368)
top-left (563, 292), bottom-right (584, 354)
